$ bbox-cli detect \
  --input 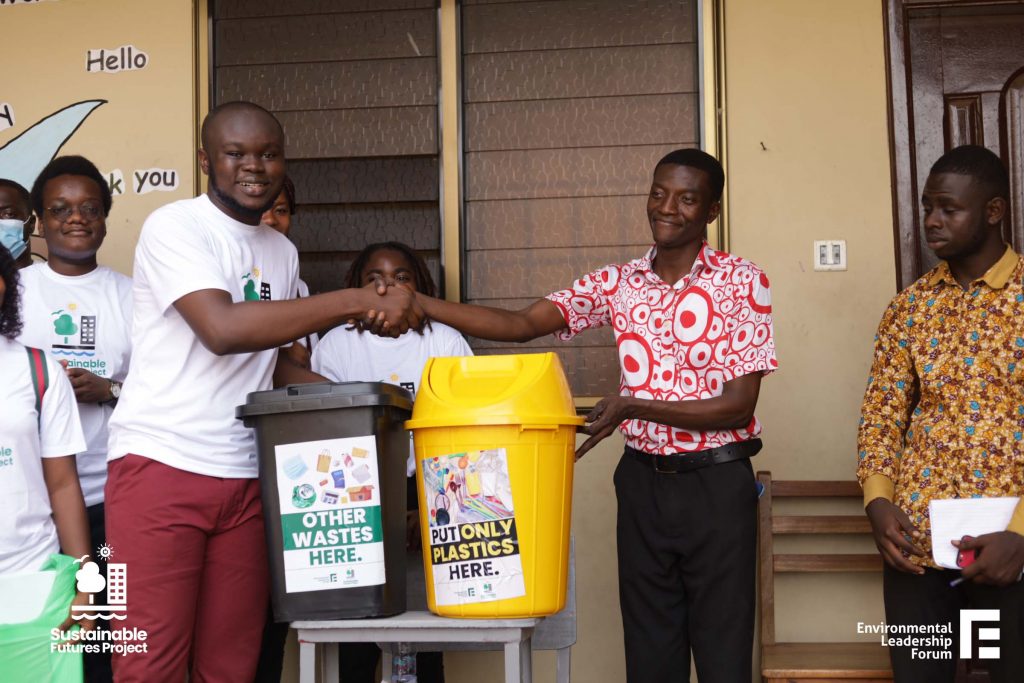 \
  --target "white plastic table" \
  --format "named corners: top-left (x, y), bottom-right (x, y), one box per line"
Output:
top-left (294, 610), bottom-right (542, 683)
